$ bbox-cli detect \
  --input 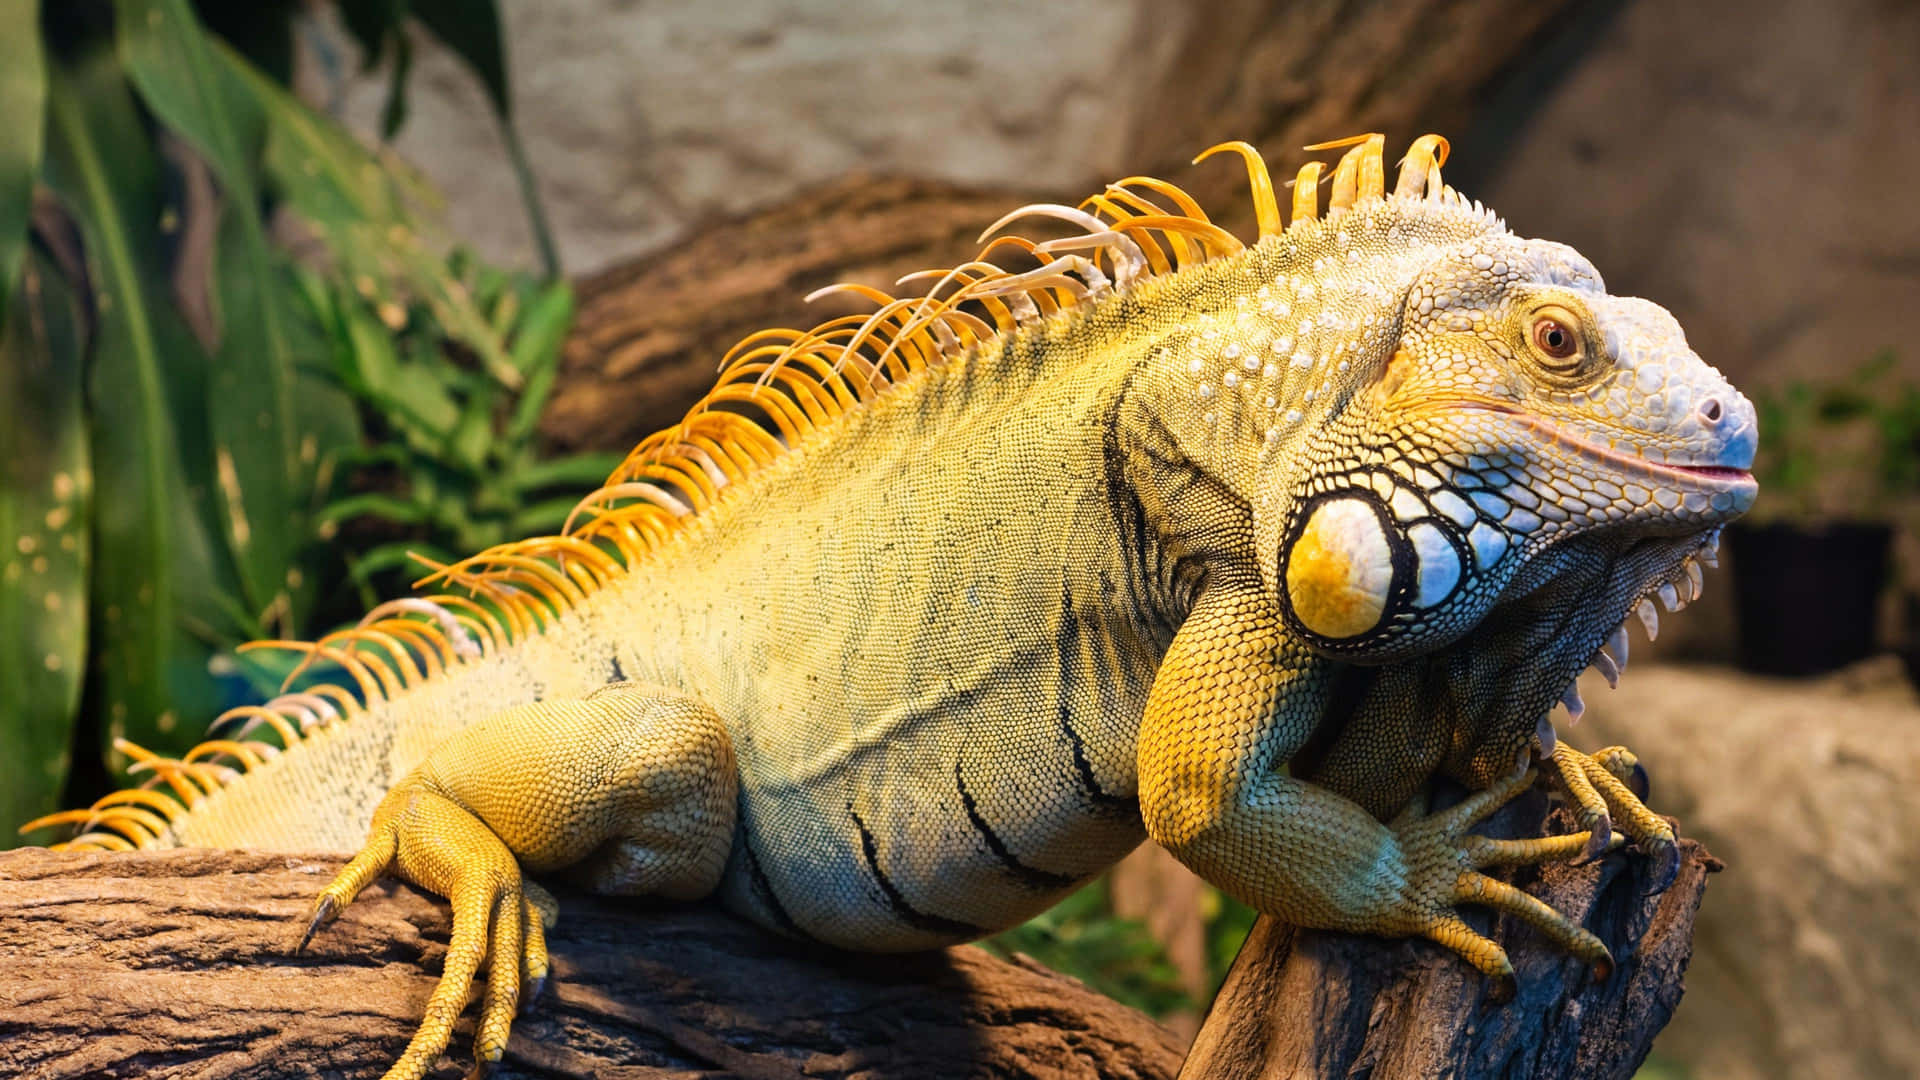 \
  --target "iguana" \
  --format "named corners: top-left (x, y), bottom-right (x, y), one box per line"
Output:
top-left (27, 133), bottom-right (1756, 1079)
